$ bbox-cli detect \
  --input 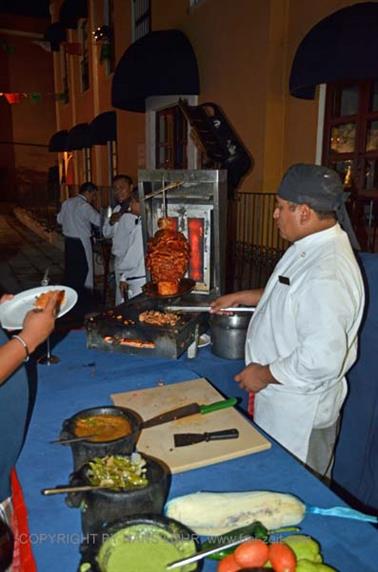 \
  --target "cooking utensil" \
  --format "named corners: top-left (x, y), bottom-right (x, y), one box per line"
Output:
top-left (166, 305), bottom-right (255, 313)
top-left (41, 485), bottom-right (106, 496)
top-left (166, 534), bottom-right (252, 569)
top-left (41, 268), bottom-right (49, 286)
top-left (50, 435), bottom-right (98, 445)
top-left (143, 180), bottom-right (183, 200)
top-left (142, 397), bottom-right (238, 429)
top-left (174, 428), bottom-right (239, 447)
